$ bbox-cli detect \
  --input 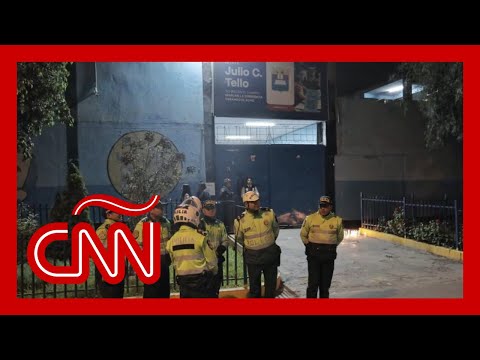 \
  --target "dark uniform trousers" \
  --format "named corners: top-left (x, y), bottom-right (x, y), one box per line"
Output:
top-left (211, 250), bottom-right (228, 297)
top-left (244, 243), bottom-right (281, 298)
top-left (306, 243), bottom-right (337, 298)
top-left (177, 271), bottom-right (217, 298)
top-left (95, 267), bottom-right (125, 298)
top-left (143, 254), bottom-right (171, 298)
top-left (220, 200), bottom-right (235, 233)
top-left (247, 263), bottom-right (277, 298)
